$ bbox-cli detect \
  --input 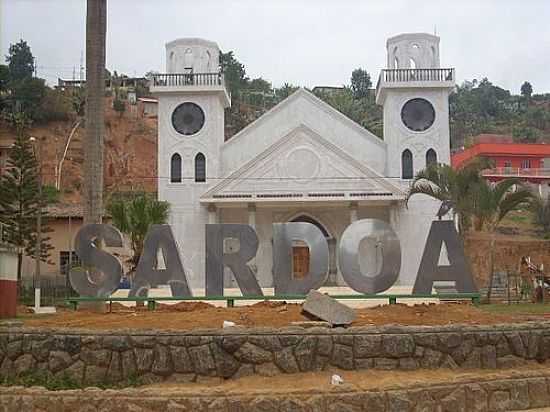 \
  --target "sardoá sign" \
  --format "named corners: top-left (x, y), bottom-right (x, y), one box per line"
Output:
top-left (69, 219), bottom-right (477, 298)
